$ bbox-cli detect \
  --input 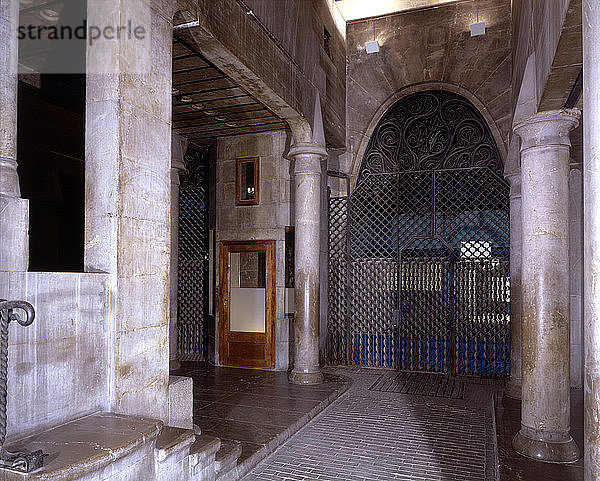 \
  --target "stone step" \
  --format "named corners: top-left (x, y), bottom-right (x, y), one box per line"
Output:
top-left (188, 434), bottom-right (221, 480)
top-left (215, 440), bottom-right (242, 480)
top-left (155, 426), bottom-right (196, 462)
